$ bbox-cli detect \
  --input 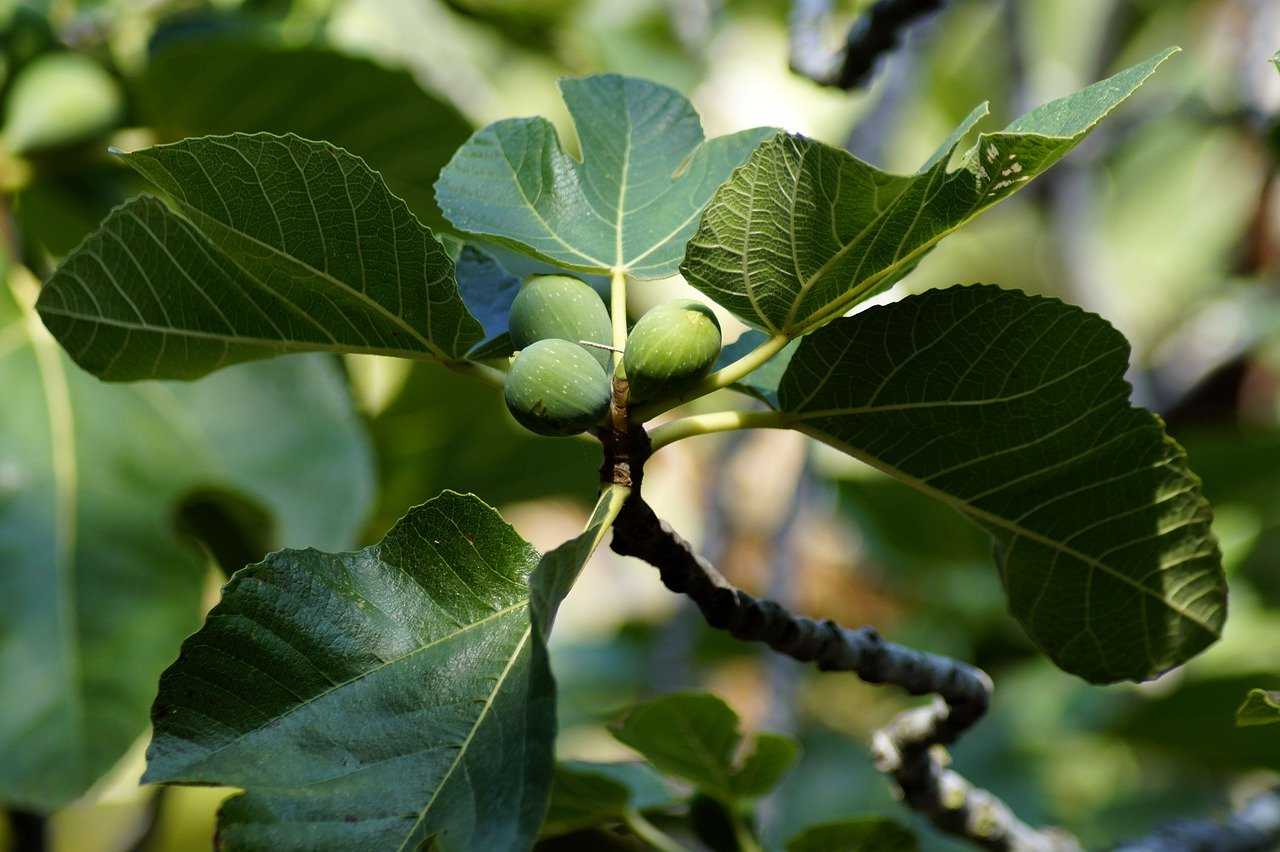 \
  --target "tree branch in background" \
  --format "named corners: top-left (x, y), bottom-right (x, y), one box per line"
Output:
top-left (1113, 788), bottom-right (1280, 852)
top-left (610, 490), bottom-right (1079, 851)
top-left (788, 0), bottom-right (945, 89)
